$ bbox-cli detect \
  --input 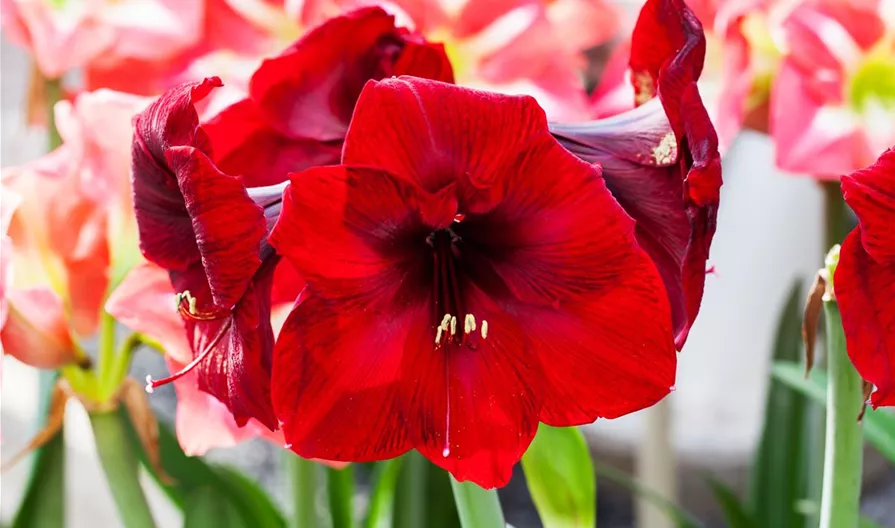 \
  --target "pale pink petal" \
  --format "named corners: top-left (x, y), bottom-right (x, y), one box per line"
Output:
top-left (106, 261), bottom-right (191, 364)
top-left (545, 0), bottom-right (620, 50)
